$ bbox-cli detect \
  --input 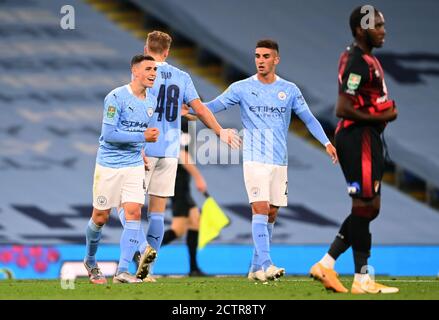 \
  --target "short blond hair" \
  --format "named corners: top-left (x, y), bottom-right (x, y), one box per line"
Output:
top-left (146, 31), bottom-right (172, 54)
